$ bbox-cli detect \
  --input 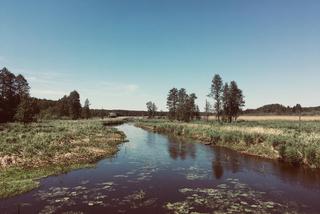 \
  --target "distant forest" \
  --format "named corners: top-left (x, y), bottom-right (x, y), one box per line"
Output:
top-left (244, 104), bottom-right (320, 116)
top-left (0, 67), bottom-right (155, 123)
top-left (1, 67), bottom-right (318, 123)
